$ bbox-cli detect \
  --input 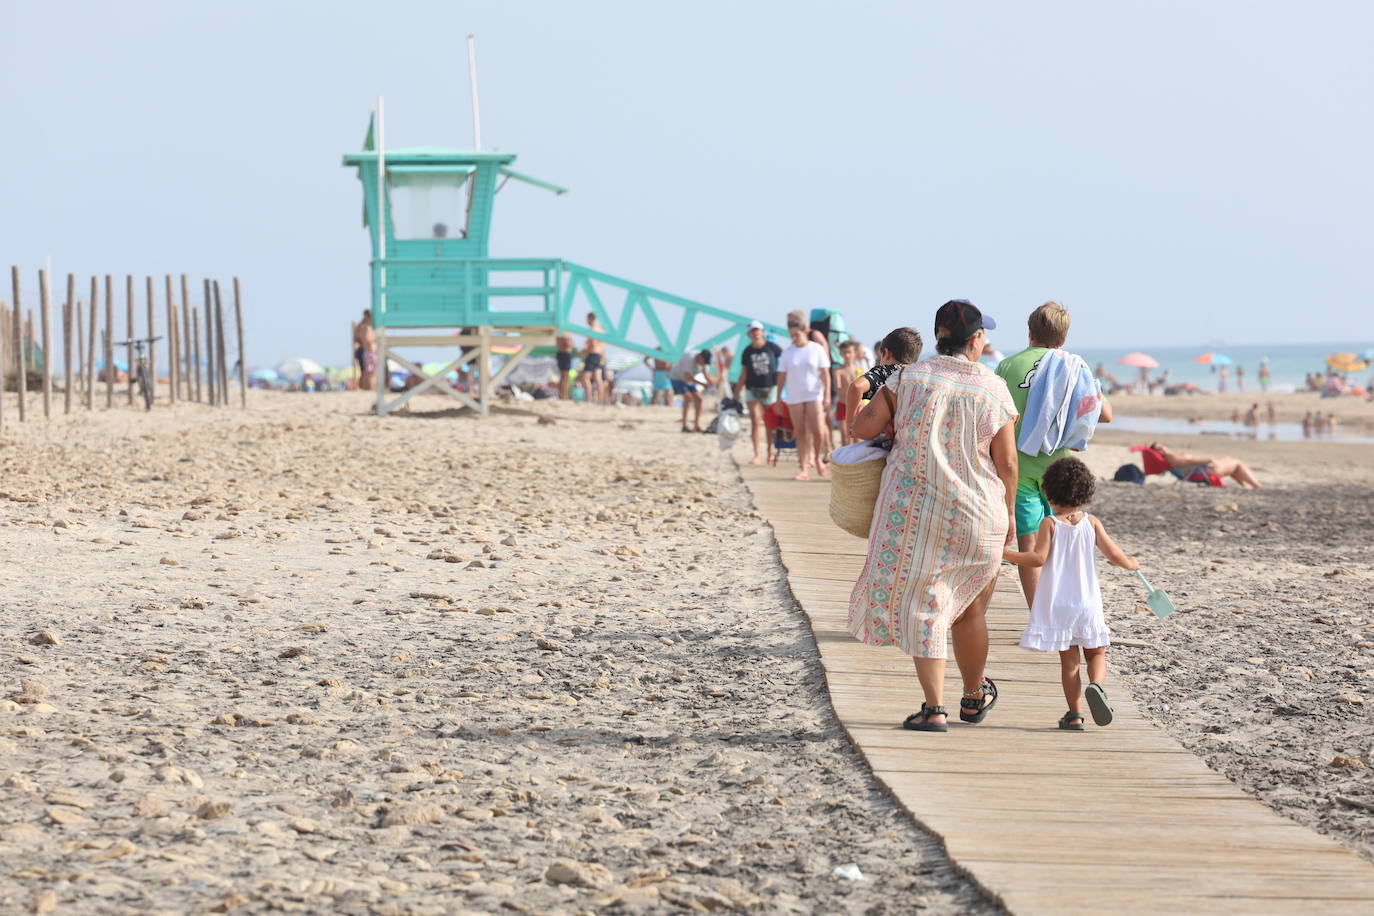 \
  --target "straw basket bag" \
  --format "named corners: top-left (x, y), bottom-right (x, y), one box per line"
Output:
top-left (828, 453), bottom-right (887, 538)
